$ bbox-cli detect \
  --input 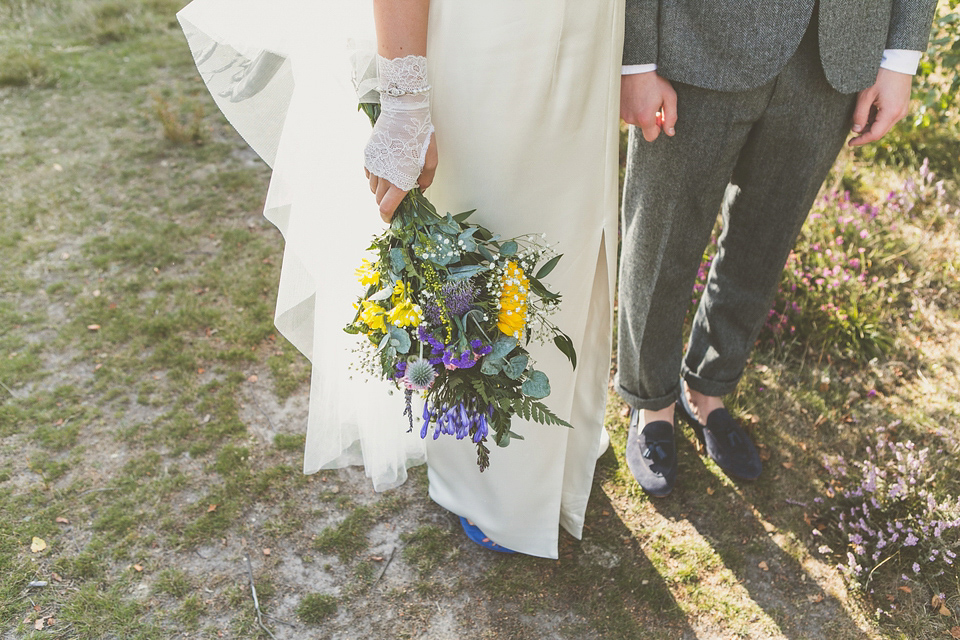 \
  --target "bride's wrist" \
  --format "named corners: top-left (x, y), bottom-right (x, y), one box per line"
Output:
top-left (377, 54), bottom-right (431, 105)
